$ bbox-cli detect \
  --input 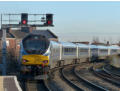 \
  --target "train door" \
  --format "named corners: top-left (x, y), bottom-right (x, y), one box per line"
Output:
top-left (90, 45), bottom-right (98, 62)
